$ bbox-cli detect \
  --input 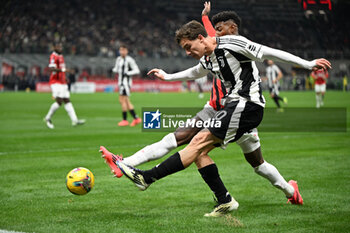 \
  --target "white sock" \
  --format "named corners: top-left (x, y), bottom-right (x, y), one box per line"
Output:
top-left (316, 95), bottom-right (321, 107)
top-left (123, 133), bottom-right (178, 167)
top-left (64, 102), bottom-right (78, 123)
top-left (254, 161), bottom-right (294, 197)
top-left (45, 102), bottom-right (60, 120)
